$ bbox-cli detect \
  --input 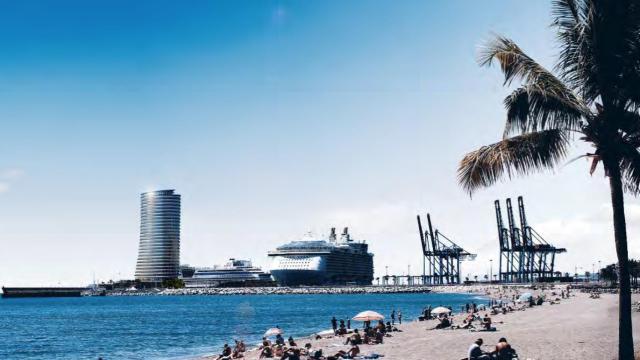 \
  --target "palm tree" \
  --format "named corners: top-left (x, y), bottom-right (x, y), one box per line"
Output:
top-left (457, 1), bottom-right (640, 357)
